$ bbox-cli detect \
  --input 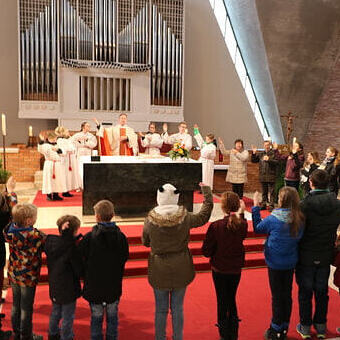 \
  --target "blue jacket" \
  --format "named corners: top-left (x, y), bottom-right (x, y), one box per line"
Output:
top-left (252, 206), bottom-right (304, 270)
